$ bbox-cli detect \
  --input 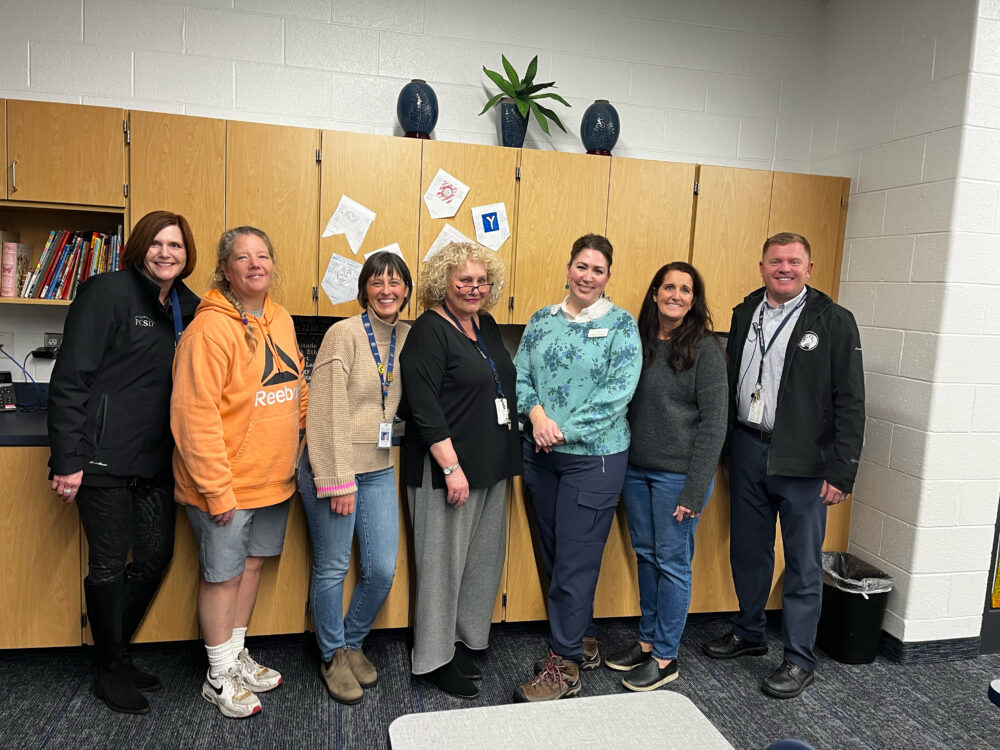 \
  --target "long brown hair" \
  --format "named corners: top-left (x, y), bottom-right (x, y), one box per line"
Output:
top-left (637, 261), bottom-right (720, 372)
